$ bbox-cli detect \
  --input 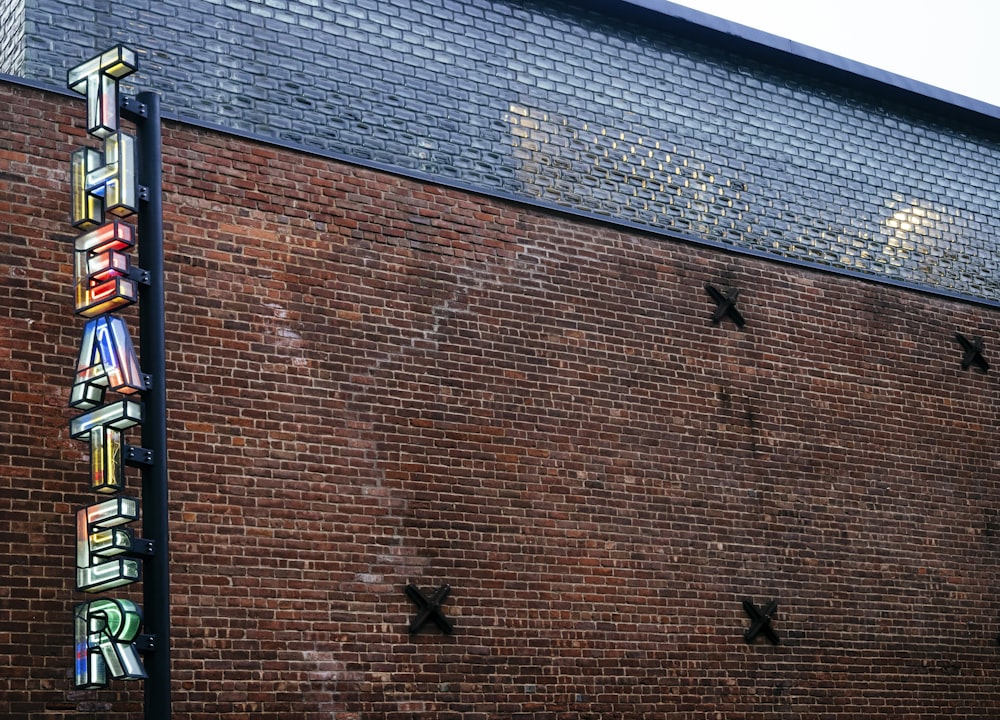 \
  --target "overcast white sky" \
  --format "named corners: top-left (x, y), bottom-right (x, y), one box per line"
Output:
top-left (662, 0), bottom-right (1000, 108)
